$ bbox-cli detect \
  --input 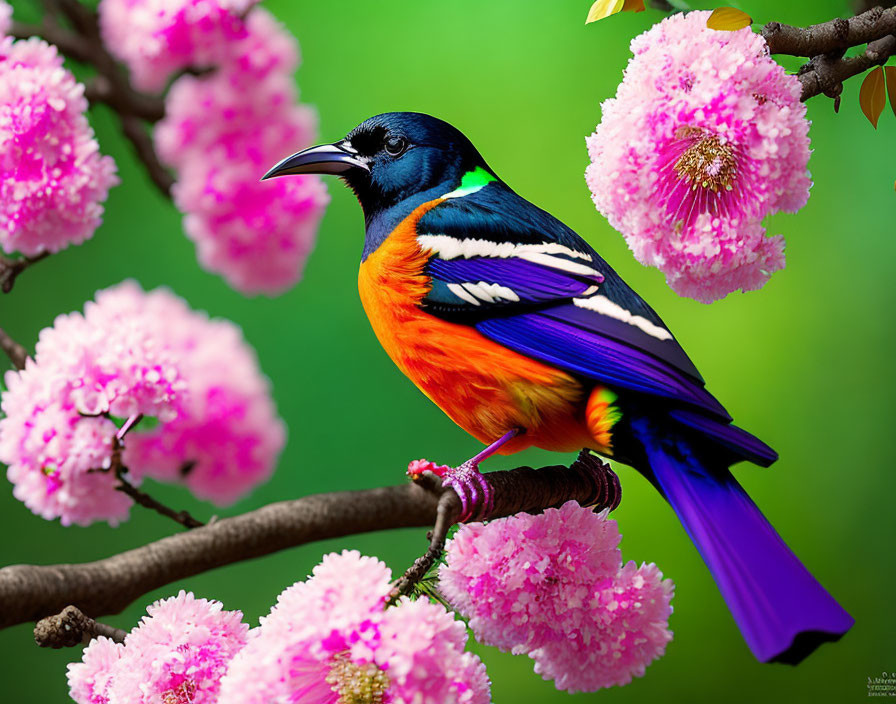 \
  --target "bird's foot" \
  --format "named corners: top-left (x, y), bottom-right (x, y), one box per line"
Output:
top-left (440, 459), bottom-right (493, 522)
top-left (406, 429), bottom-right (521, 522)
top-left (406, 457), bottom-right (492, 522)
